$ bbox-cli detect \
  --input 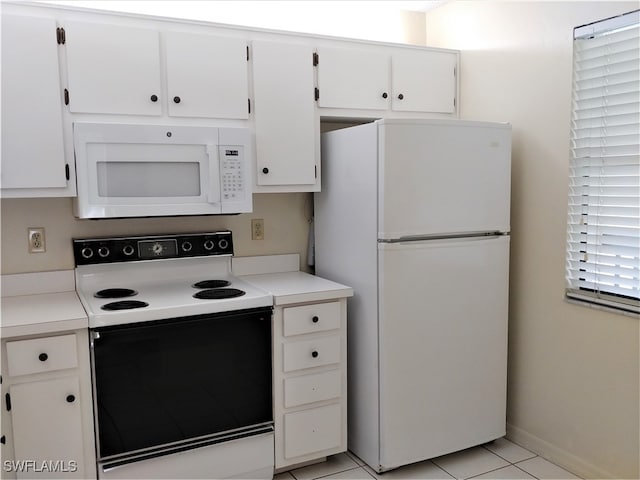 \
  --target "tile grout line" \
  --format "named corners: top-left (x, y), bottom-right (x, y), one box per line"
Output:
top-left (512, 462), bottom-right (541, 480)
top-left (480, 444), bottom-right (539, 465)
top-left (307, 465), bottom-right (368, 480)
